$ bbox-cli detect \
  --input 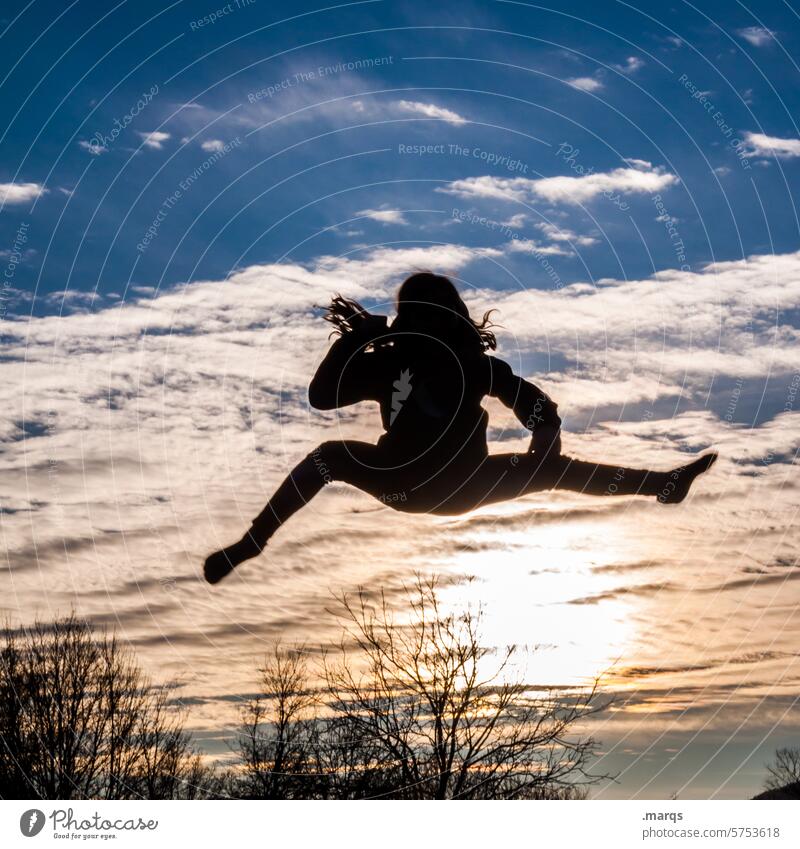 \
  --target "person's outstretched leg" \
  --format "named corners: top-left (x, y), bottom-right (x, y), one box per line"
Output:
top-left (204, 440), bottom-right (382, 584)
top-left (539, 452), bottom-right (718, 502)
top-left (443, 450), bottom-right (718, 513)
